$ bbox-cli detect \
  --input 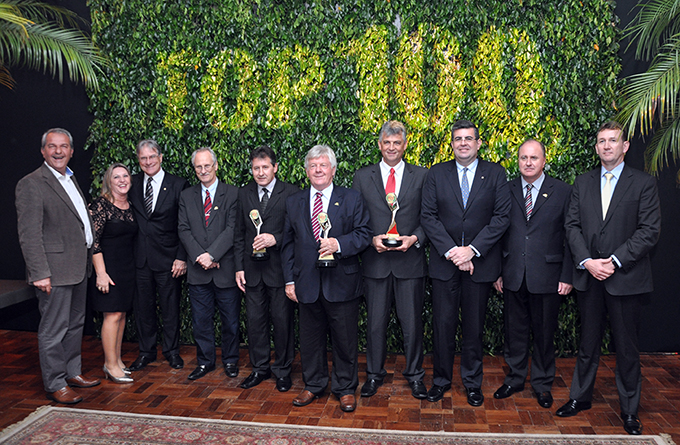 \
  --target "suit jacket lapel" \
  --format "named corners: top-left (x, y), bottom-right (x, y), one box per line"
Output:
top-left (327, 188), bottom-right (343, 231)
top-left (603, 165), bottom-right (633, 227)
top-left (155, 175), bottom-right (171, 214)
top-left (399, 163), bottom-right (415, 202)
top-left (41, 165), bottom-right (83, 224)
top-left (369, 165), bottom-right (387, 205)
top-left (532, 177), bottom-right (553, 216)
top-left (445, 162), bottom-right (465, 211)
top-left (586, 169), bottom-right (605, 224)
top-left (510, 179), bottom-right (525, 211)
top-left (206, 182), bottom-right (227, 227)
top-left (264, 181), bottom-right (282, 216)
top-left (465, 161), bottom-right (485, 210)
